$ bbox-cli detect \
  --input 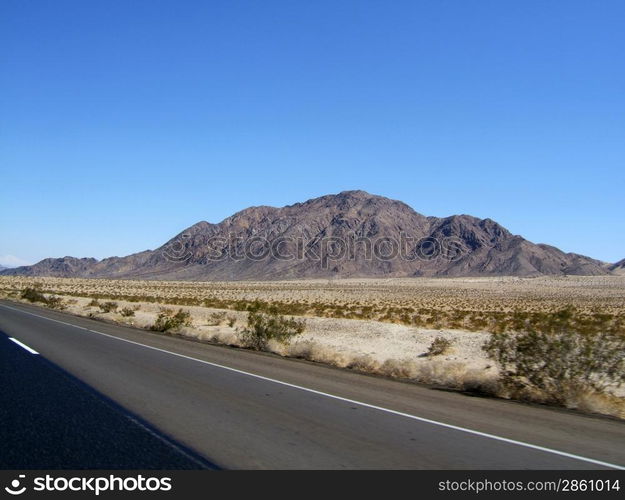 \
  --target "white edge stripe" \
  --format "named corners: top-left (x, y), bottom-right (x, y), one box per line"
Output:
top-left (9, 336), bottom-right (39, 354)
top-left (2, 302), bottom-right (624, 470)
